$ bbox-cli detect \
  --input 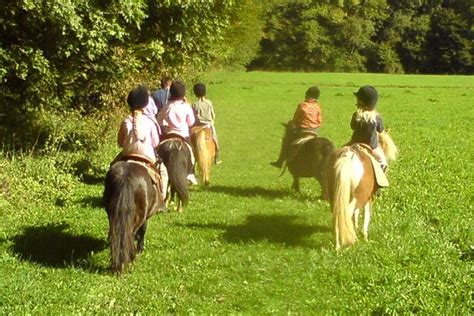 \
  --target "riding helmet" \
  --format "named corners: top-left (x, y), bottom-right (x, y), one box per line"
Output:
top-left (127, 85), bottom-right (149, 110)
top-left (193, 83), bottom-right (206, 98)
top-left (169, 80), bottom-right (186, 100)
top-left (305, 86), bottom-right (320, 100)
top-left (354, 85), bottom-right (378, 110)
